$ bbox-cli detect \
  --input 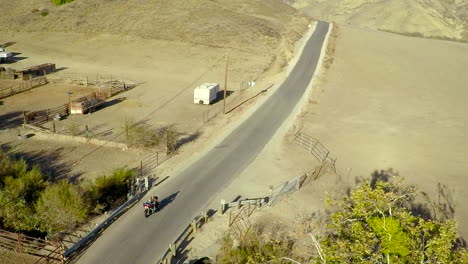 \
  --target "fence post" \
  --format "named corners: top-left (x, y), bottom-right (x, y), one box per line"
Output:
top-left (23, 111), bottom-right (27, 125)
top-left (140, 160), bottom-right (143, 176)
top-left (170, 243), bottom-right (176, 257)
top-left (46, 109), bottom-right (49, 122)
top-left (237, 200), bottom-right (242, 210)
top-left (219, 199), bottom-right (226, 215)
top-left (191, 219), bottom-right (197, 233)
top-left (17, 233), bottom-right (22, 253)
top-left (202, 210), bottom-right (208, 223)
top-left (53, 120), bottom-right (56, 133)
